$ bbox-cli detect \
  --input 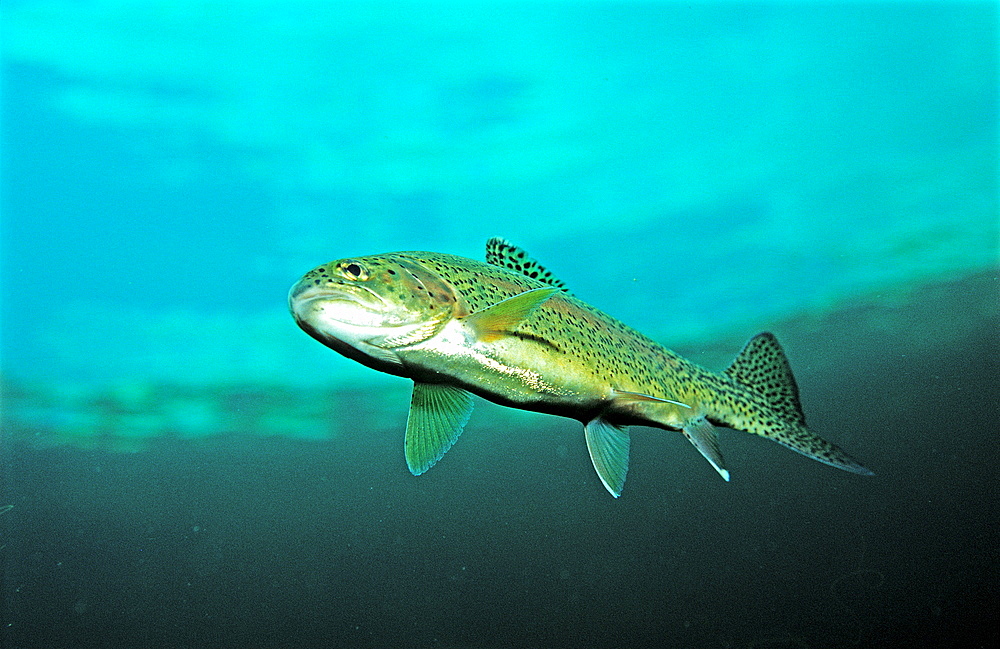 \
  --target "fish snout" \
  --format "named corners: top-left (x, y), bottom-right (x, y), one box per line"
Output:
top-left (288, 277), bottom-right (315, 305)
top-left (288, 277), bottom-right (339, 318)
